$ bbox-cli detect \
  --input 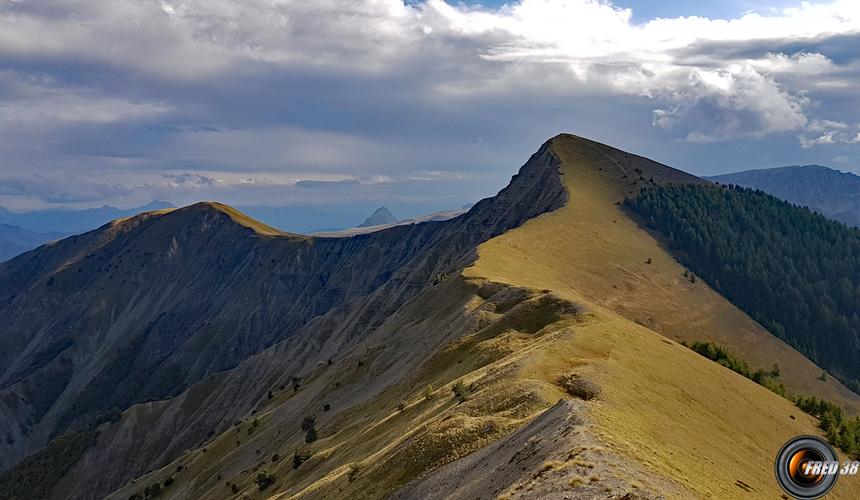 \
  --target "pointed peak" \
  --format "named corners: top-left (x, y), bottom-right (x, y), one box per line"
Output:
top-left (358, 206), bottom-right (397, 227)
top-left (137, 200), bottom-right (175, 211)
